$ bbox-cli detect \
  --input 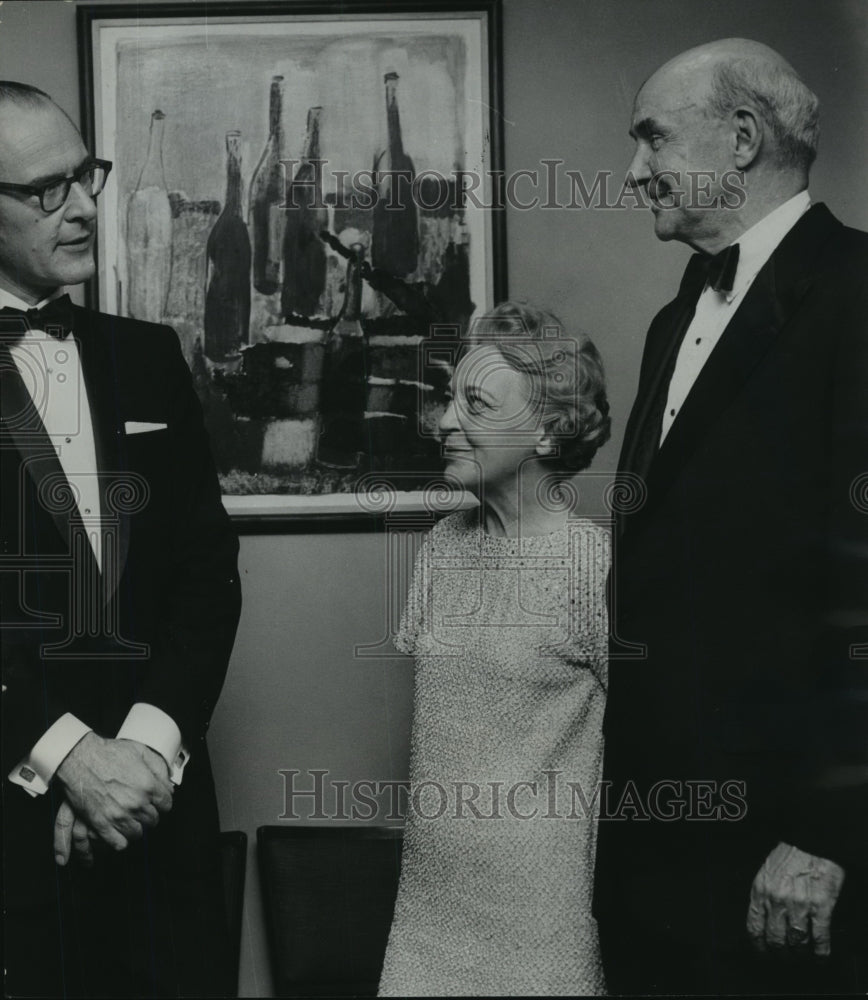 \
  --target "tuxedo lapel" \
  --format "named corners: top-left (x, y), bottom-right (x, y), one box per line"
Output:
top-left (624, 203), bottom-right (842, 536)
top-left (0, 340), bottom-right (90, 560)
top-left (72, 307), bottom-right (131, 603)
top-left (618, 300), bottom-right (689, 478)
top-left (643, 267), bottom-right (784, 503)
top-left (618, 253), bottom-right (709, 486)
